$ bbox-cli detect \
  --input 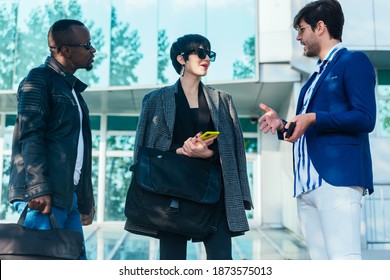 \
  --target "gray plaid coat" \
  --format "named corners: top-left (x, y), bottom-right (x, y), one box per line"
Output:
top-left (127, 80), bottom-right (253, 236)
